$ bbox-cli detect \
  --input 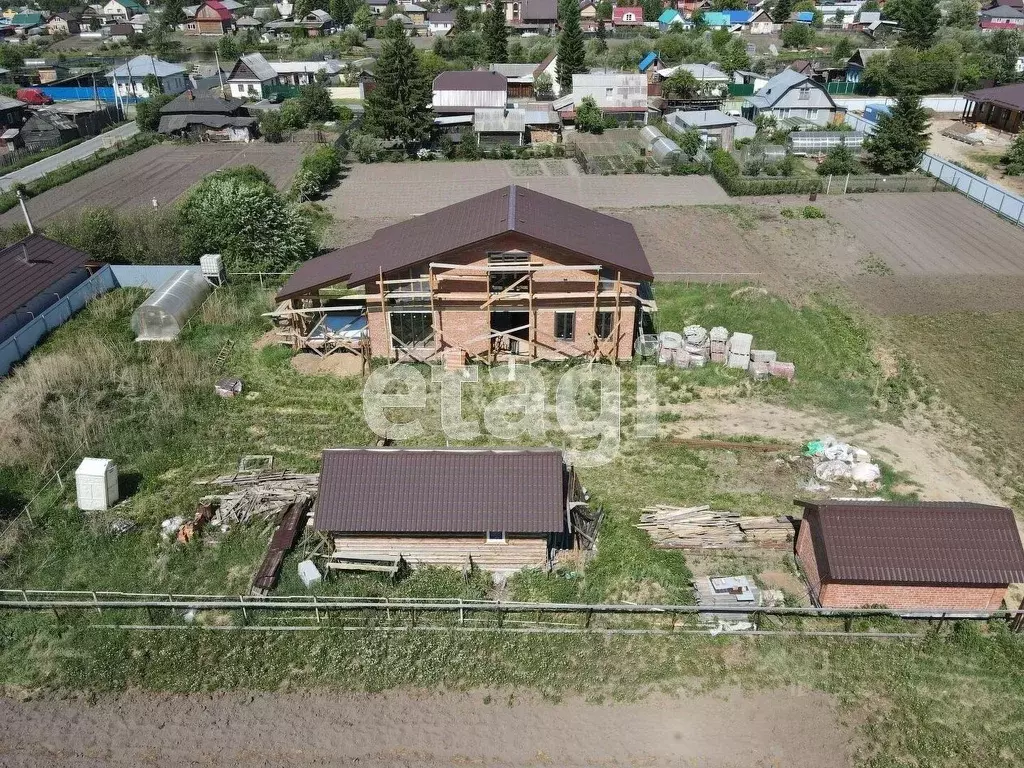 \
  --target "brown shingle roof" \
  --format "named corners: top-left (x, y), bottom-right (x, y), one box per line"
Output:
top-left (0, 235), bottom-right (92, 322)
top-left (276, 185), bottom-right (654, 299)
top-left (797, 500), bottom-right (1024, 586)
top-left (314, 448), bottom-right (567, 533)
top-left (965, 82), bottom-right (1024, 113)
top-left (433, 70), bottom-right (507, 91)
